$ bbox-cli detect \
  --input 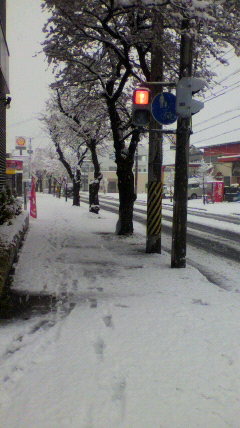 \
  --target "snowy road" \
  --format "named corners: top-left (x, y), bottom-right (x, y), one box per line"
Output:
top-left (84, 194), bottom-right (240, 269)
top-left (0, 193), bottom-right (240, 428)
